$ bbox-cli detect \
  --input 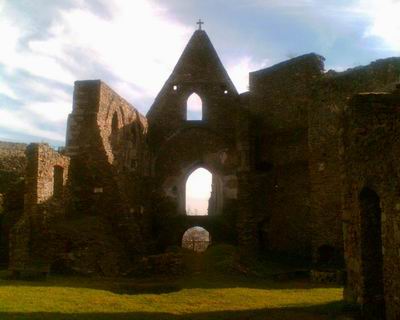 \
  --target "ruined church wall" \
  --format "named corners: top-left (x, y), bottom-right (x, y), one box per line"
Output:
top-left (65, 80), bottom-right (149, 254)
top-left (0, 142), bottom-right (26, 264)
top-left (147, 77), bottom-right (241, 150)
top-left (147, 30), bottom-right (240, 149)
top-left (10, 80), bottom-right (152, 274)
top-left (0, 142), bottom-right (26, 194)
top-left (248, 54), bottom-right (400, 261)
top-left (249, 53), bottom-right (324, 258)
top-left (24, 143), bottom-right (70, 218)
top-left (150, 125), bottom-right (240, 249)
top-left (342, 92), bottom-right (400, 319)
top-left (66, 81), bottom-right (148, 214)
top-left (308, 57), bottom-right (400, 265)
top-left (146, 30), bottom-right (246, 251)
top-left (147, 80), bottom-right (243, 249)
top-left (9, 143), bottom-right (70, 271)
top-left (148, 92), bottom-right (242, 250)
